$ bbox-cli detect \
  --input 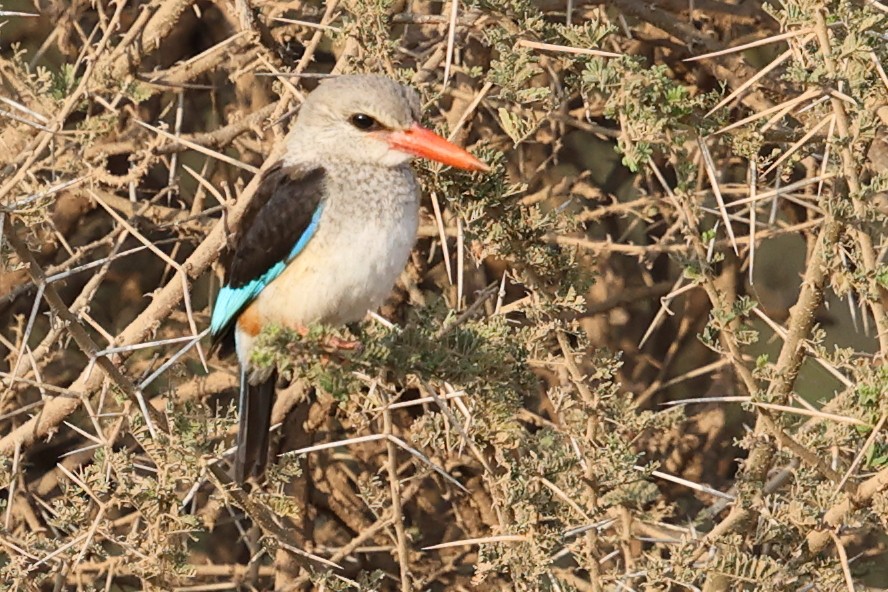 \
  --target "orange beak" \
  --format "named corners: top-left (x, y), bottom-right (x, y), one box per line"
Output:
top-left (382, 123), bottom-right (490, 172)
